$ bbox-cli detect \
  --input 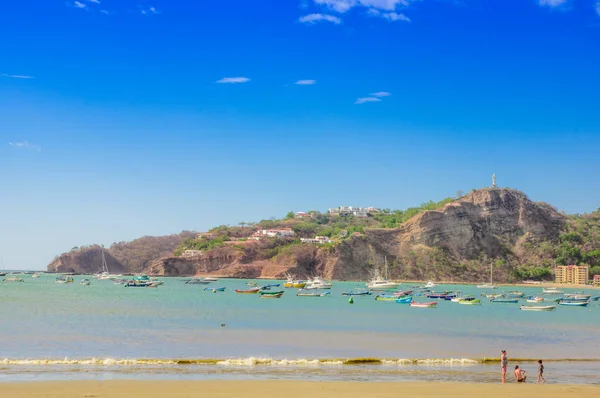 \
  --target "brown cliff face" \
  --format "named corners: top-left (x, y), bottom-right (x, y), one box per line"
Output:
top-left (48, 189), bottom-right (567, 282)
top-left (47, 246), bottom-right (125, 274)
